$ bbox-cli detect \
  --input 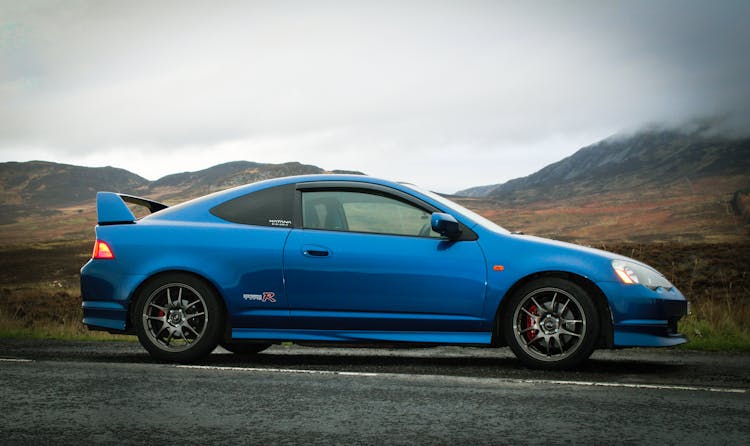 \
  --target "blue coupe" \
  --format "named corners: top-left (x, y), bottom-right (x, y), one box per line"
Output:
top-left (80, 175), bottom-right (688, 369)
